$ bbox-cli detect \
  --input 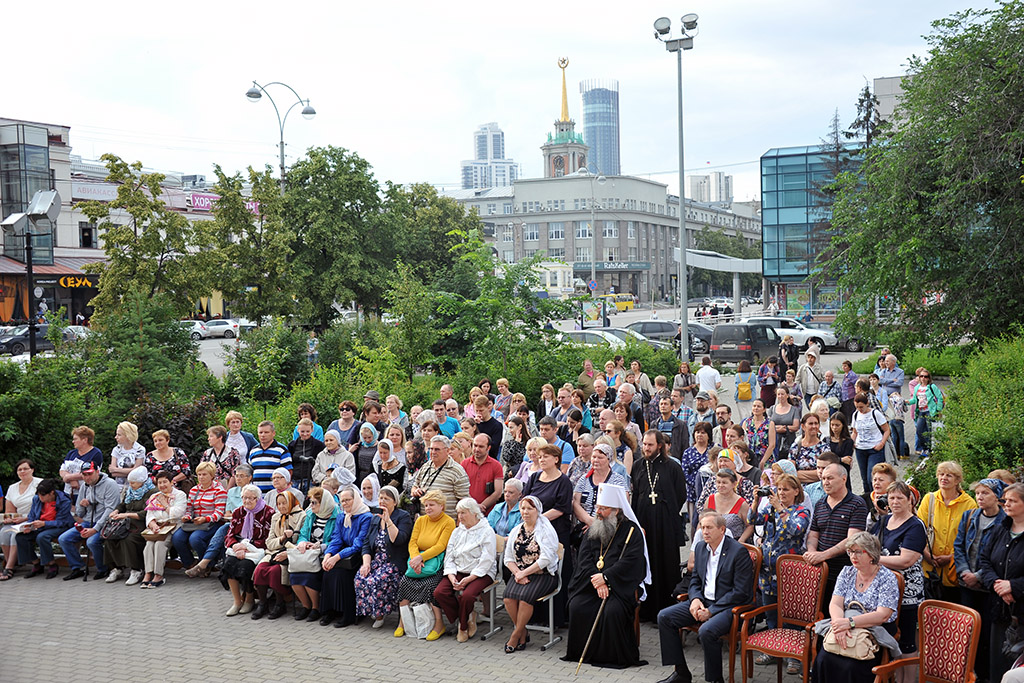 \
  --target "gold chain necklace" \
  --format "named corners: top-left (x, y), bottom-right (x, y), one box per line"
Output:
top-left (645, 459), bottom-right (660, 505)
